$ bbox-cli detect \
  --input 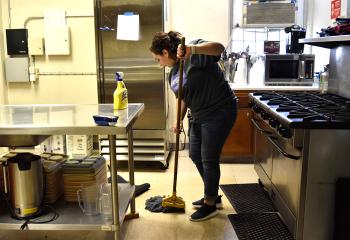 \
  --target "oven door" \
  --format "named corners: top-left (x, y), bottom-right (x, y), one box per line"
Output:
top-left (251, 118), bottom-right (275, 193)
top-left (268, 135), bottom-right (302, 217)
